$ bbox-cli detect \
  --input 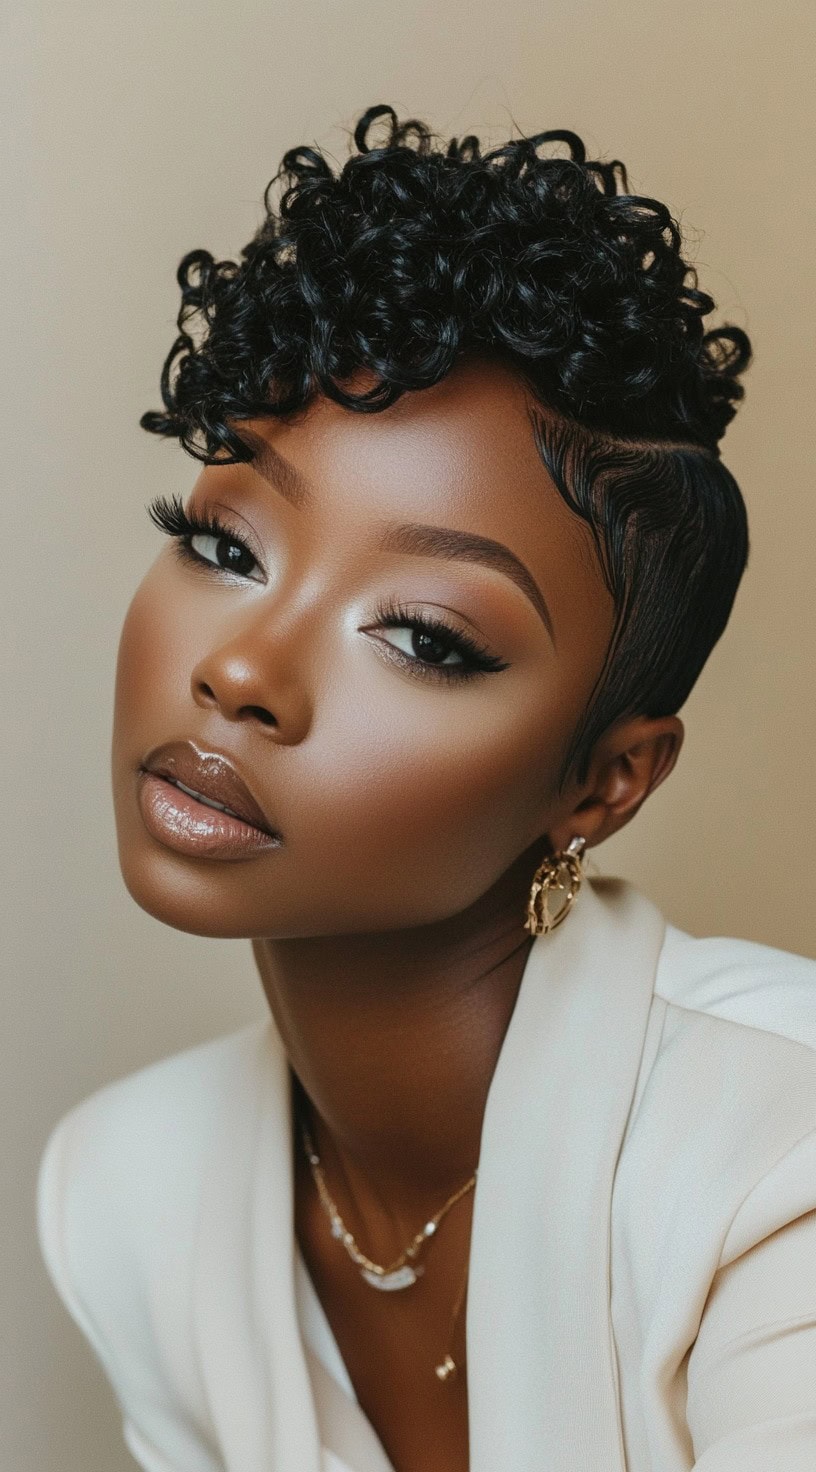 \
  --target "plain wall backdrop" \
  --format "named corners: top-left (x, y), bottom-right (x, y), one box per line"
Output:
top-left (4, 2), bottom-right (815, 1467)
